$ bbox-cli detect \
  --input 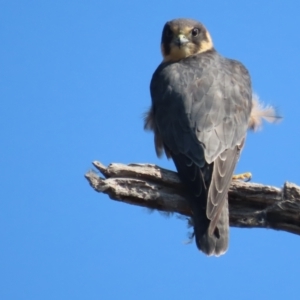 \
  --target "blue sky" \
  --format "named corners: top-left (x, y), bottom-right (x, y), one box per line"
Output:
top-left (1, 0), bottom-right (300, 299)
